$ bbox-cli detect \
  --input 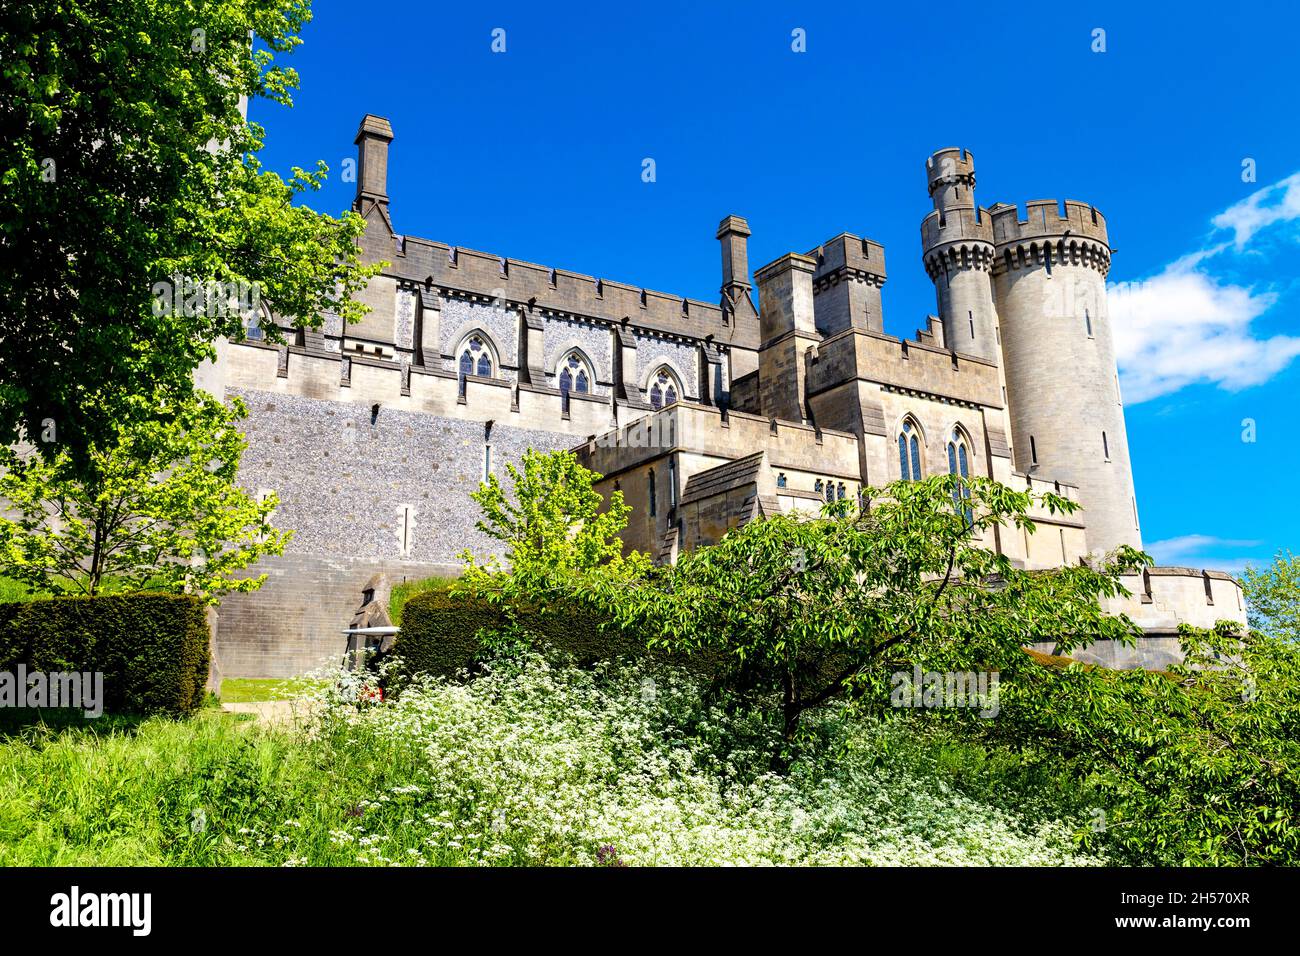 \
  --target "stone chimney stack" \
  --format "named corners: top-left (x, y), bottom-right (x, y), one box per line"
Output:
top-left (717, 215), bottom-right (759, 324)
top-left (717, 215), bottom-right (751, 291)
top-left (354, 114), bottom-right (395, 215)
